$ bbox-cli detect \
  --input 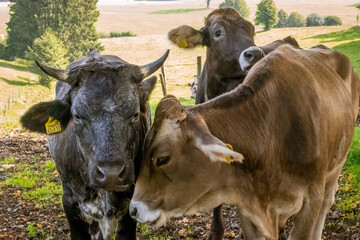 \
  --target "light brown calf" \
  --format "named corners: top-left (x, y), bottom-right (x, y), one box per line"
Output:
top-left (130, 45), bottom-right (359, 239)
